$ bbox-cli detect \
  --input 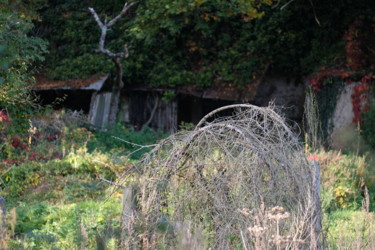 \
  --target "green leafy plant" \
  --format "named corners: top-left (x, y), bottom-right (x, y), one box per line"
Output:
top-left (161, 90), bottom-right (176, 103)
top-left (88, 123), bottom-right (167, 159)
top-left (312, 150), bottom-right (374, 211)
top-left (9, 199), bottom-right (122, 249)
top-left (325, 210), bottom-right (375, 248)
top-left (0, 6), bottom-right (47, 135)
top-left (362, 105), bottom-right (375, 148)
